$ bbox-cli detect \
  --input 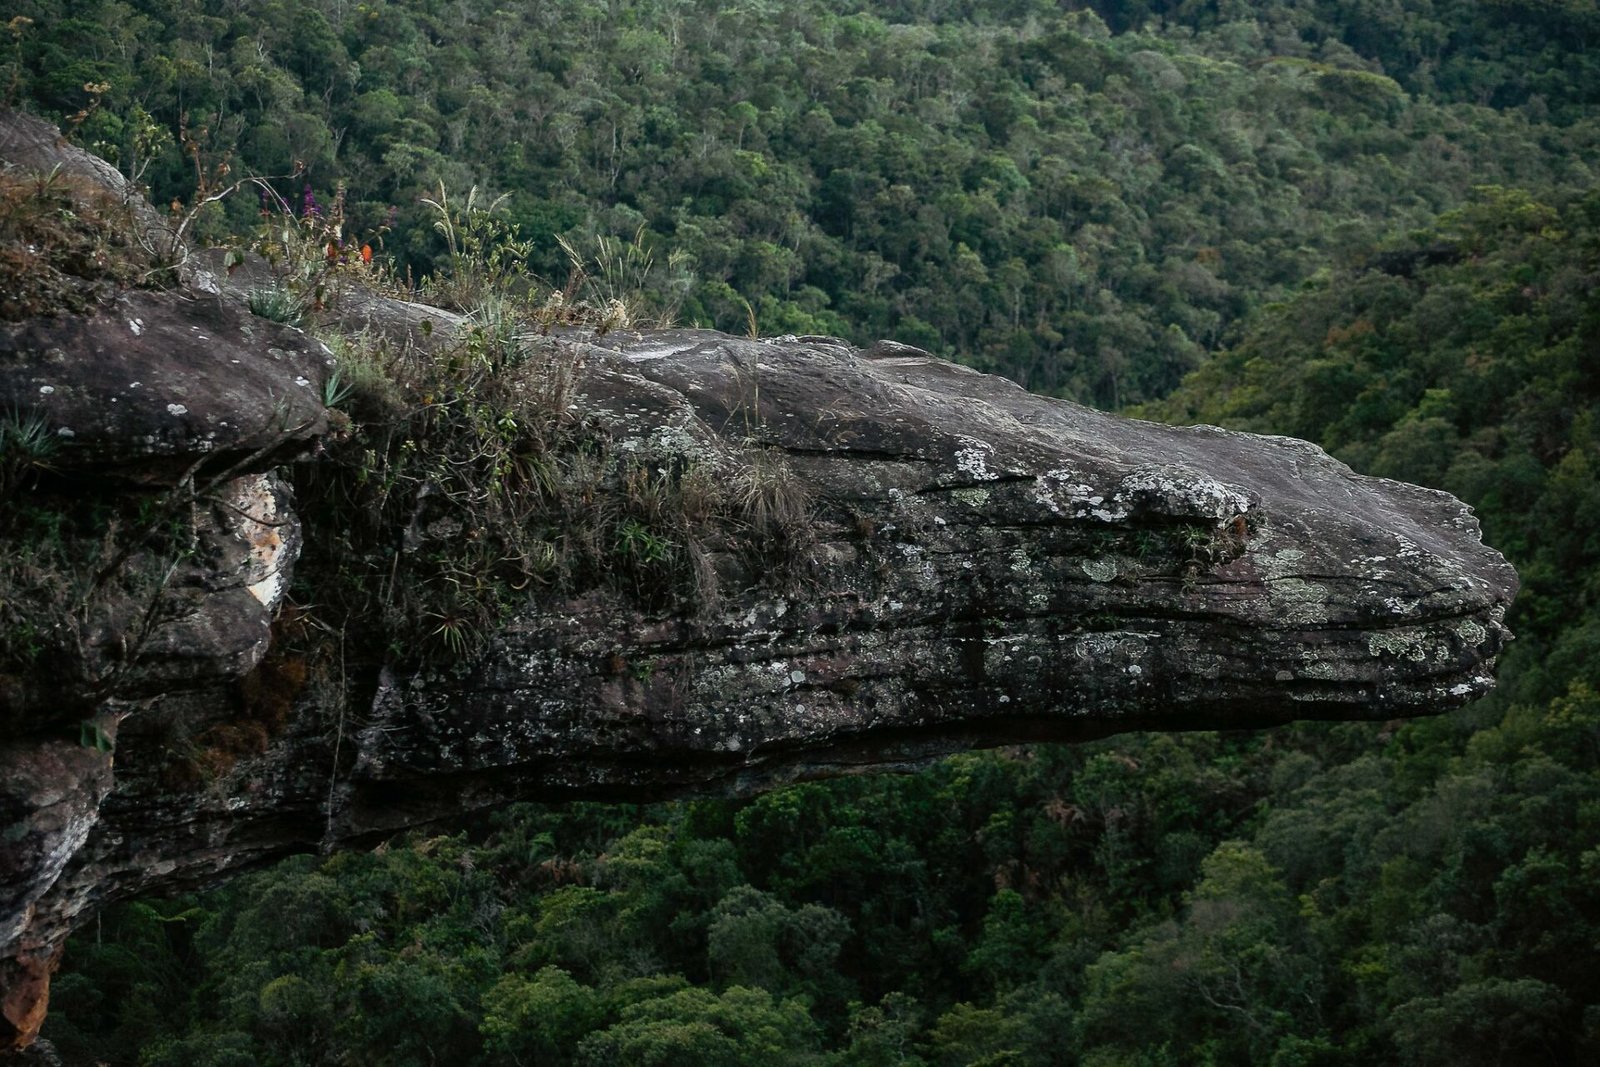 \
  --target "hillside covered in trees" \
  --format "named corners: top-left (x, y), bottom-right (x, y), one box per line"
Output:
top-left (9, 0), bottom-right (1597, 405)
top-left (10, 1), bottom-right (1600, 1064)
